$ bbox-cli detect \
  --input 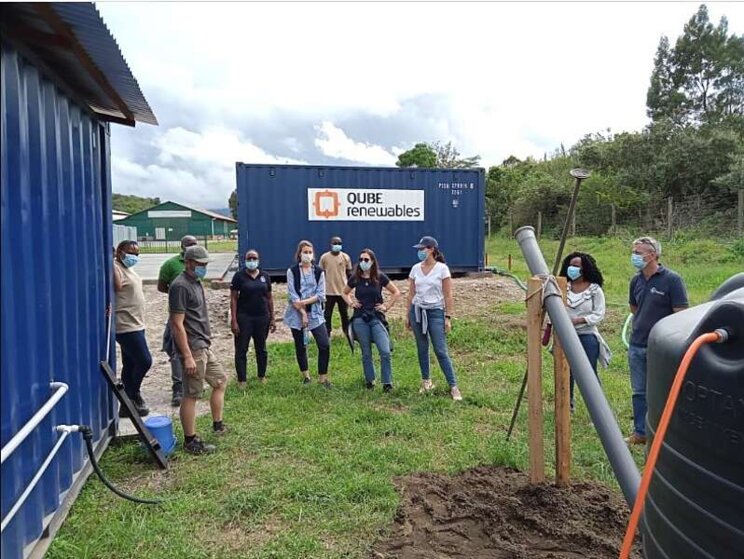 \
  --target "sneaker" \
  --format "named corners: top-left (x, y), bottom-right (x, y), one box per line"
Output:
top-left (302, 376), bottom-right (312, 385)
top-left (419, 379), bottom-right (435, 394)
top-left (118, 405), bottom-right (130, 418)
top-left (382, 383), bottom-right (393, 393)
top-left (625, 433), bottom-right (647, 446)
top-left (213, 423), bottom-right (229, 436)
top-left (321, 380), bottom-right (333, 390)
top-left (237, 381), bottom-right (247, 390)
top-left (183, 436), bottom-right (216, 455)
top-left (132, 393), bottom-right (150, 416)
top-left (365, 381), bottom-right (375, 390)
top-left (258, 377), bottom-right (267, 385)
top-left (450, 386), bottom-right (463, 401)
top-left (171, 394), bottom-right (182, 407)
